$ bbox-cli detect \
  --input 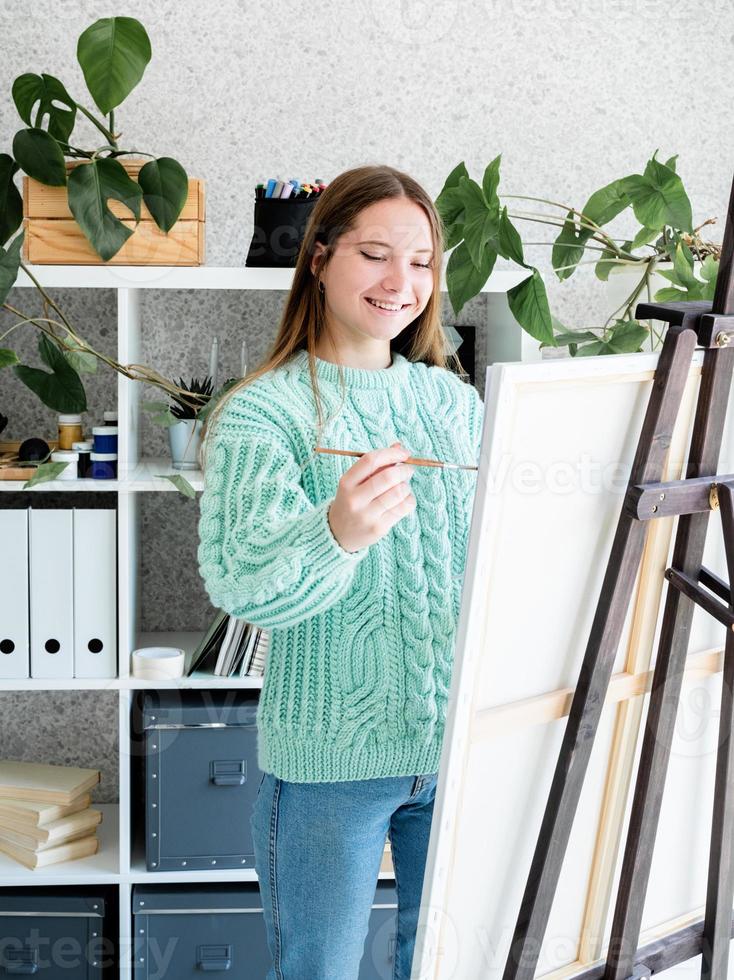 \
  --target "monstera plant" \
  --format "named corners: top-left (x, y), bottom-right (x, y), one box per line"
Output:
top-left (0, 16), bottom-right (220, 495)
top-left (436, 151), bottom-right (721, 356)
top-left (8, 15), bottom-right (189, 260)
